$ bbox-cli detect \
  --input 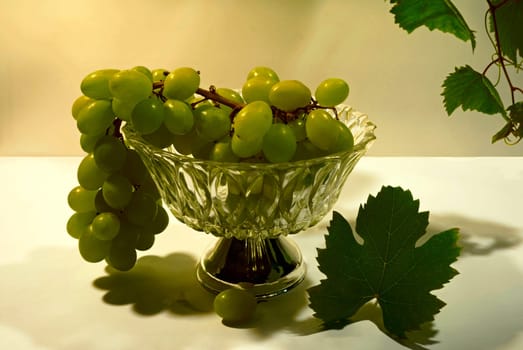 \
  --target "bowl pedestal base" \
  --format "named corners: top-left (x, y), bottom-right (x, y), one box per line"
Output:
top-left (196, 236), bottom-right (306, 300)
